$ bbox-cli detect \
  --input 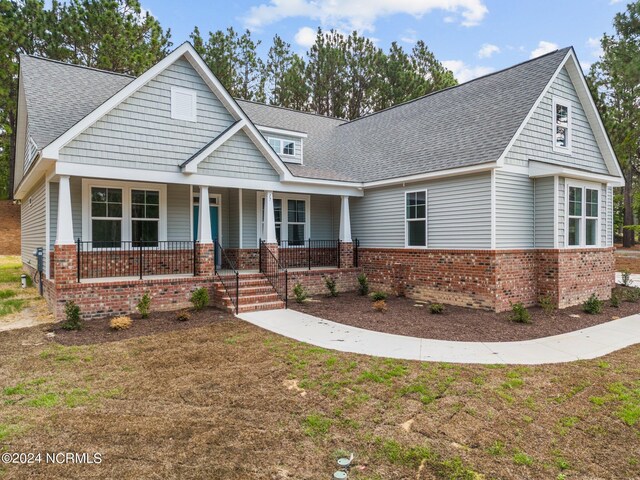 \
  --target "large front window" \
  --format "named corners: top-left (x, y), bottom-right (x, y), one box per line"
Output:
top-left (406, 191), bottom-right (427, 247)
top-left (91, 187), bottom-right (122, 248)
top-left (568, 185), bottom-right (599, 247)
top-left (131, 189), bottom-right (159, 246)
top-left (260, 195), bottom-right (308, 245)
top-left (288, 199), bottom-right (306, 245)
